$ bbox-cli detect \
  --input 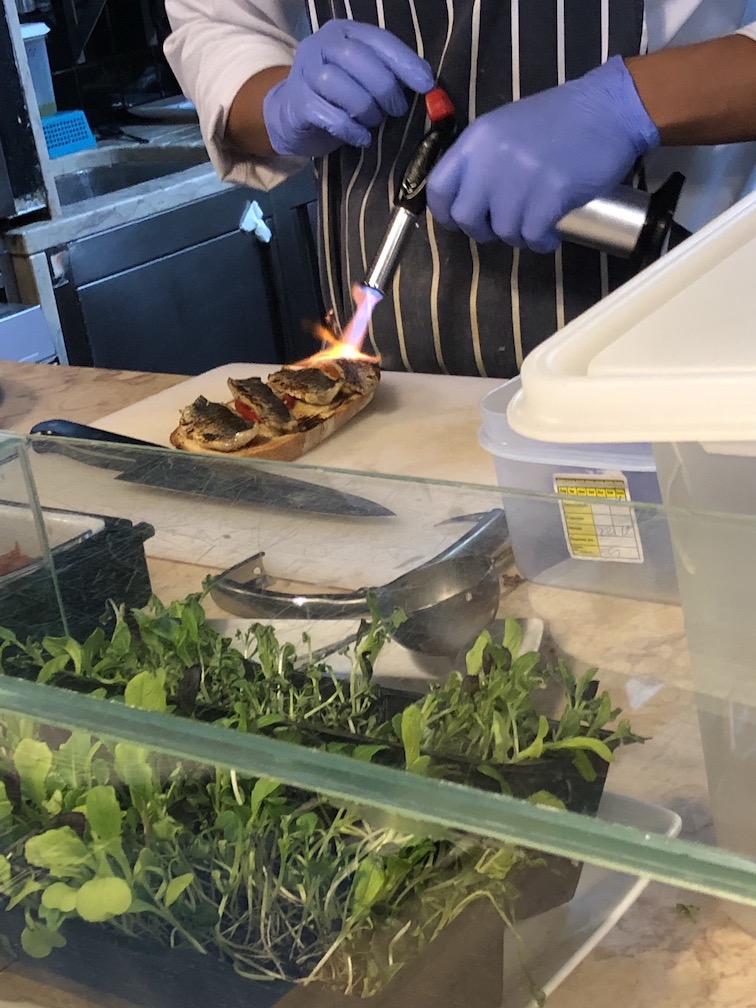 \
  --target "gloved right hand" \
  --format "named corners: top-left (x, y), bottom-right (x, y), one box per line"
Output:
top-left (426, 55), bottom-right (659, 254)
top-left (263, 19), bottom-right (434, 157)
